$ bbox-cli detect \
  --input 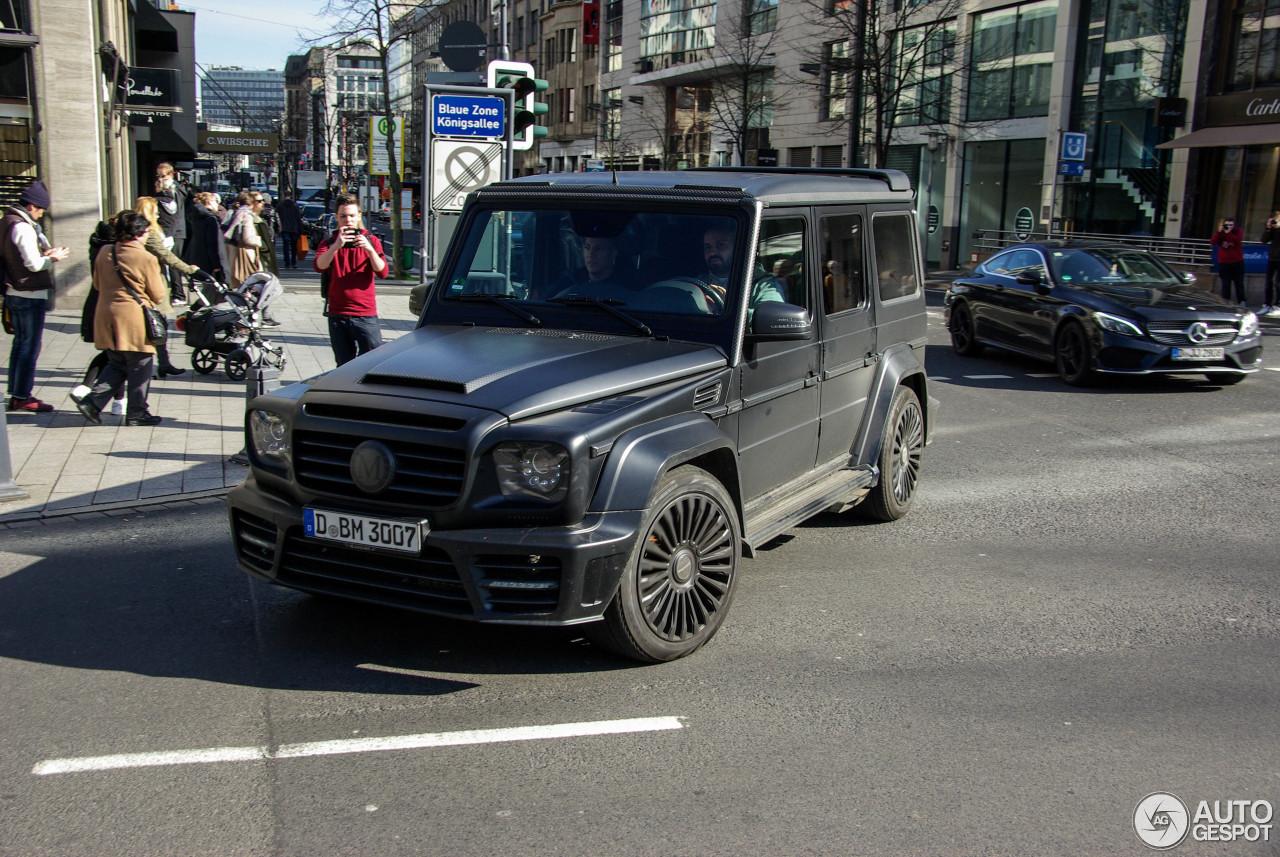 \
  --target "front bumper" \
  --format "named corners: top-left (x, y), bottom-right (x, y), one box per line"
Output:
top-left (1093, 330), bottom-right (1263, 376)
top-left (227, 478), bottom-right (641, 625)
